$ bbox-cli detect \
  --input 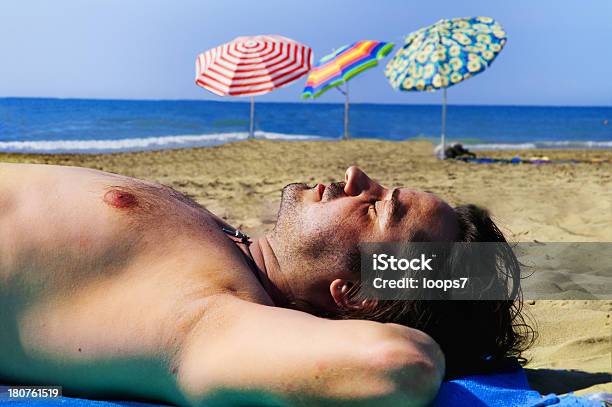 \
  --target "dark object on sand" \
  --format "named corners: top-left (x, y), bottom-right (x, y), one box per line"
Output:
top-left (443, 142), bottom-right (477, 159)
